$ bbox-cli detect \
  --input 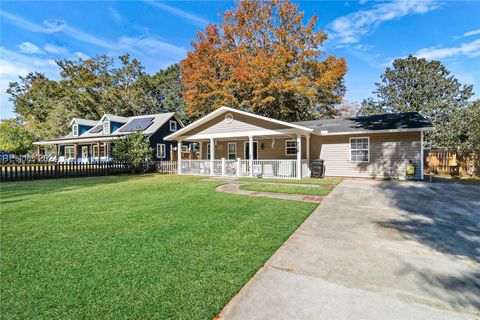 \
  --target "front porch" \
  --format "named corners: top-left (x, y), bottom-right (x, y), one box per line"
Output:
top-left (177, 133), bottom-right (312, 179)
